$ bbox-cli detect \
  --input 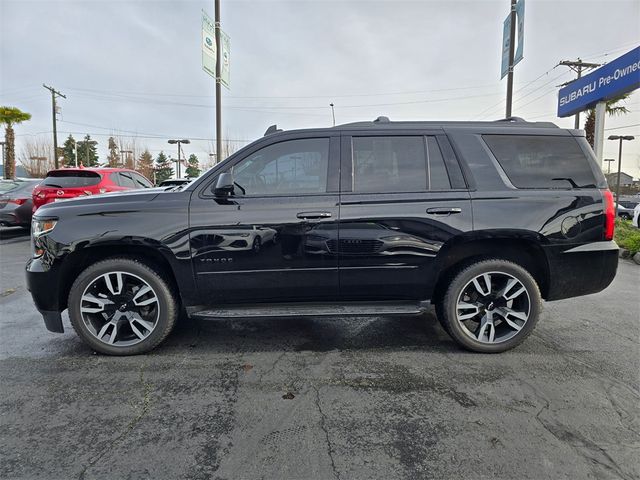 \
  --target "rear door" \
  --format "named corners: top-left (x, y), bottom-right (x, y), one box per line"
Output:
top-left (337, 130), bottom-right (473, 300)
